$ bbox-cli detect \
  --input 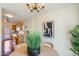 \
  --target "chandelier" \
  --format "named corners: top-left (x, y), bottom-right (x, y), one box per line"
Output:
top-left (26, 3), bottom-right (45, 12)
